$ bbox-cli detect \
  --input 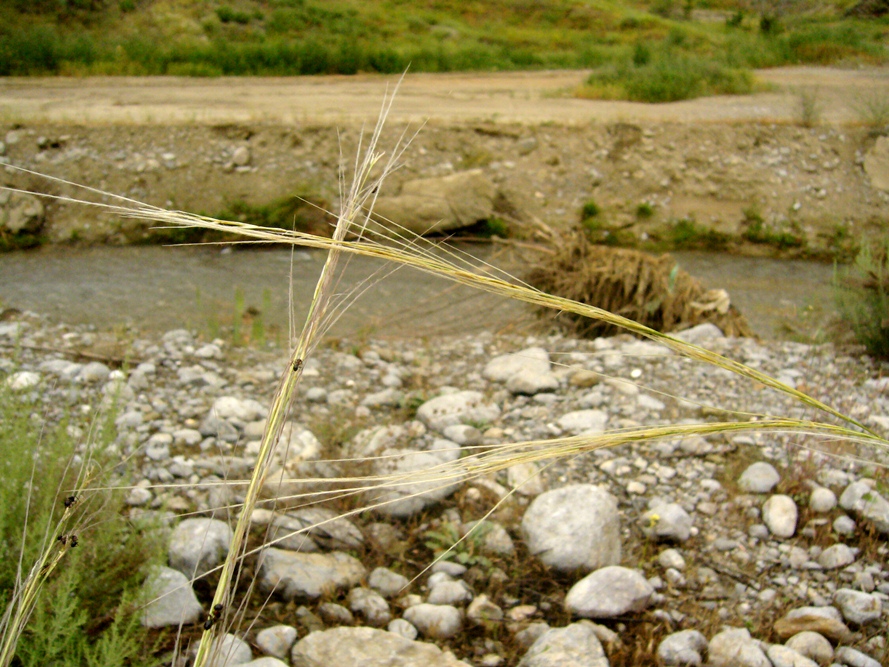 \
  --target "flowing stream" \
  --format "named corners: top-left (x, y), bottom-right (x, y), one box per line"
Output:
top-left (0, 244), bottom-right (837, 341)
